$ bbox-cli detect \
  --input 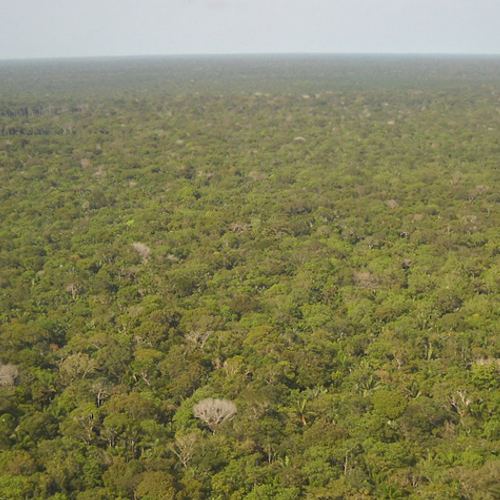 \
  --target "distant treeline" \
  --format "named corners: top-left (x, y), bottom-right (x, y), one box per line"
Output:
top-left (0, 126), bottom-right (72, 136)
top-left (0, 104), bottom-right (90, 118)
